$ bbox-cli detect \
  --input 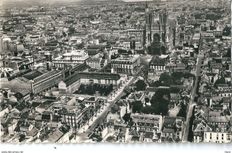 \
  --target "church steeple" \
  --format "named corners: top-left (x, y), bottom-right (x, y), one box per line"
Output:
top-left (145, 1), bottom-right (148, 10)
top-left (145, 1), bottom-right (151, 46)
top-left (145, 1), bottom-right (149, 14)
